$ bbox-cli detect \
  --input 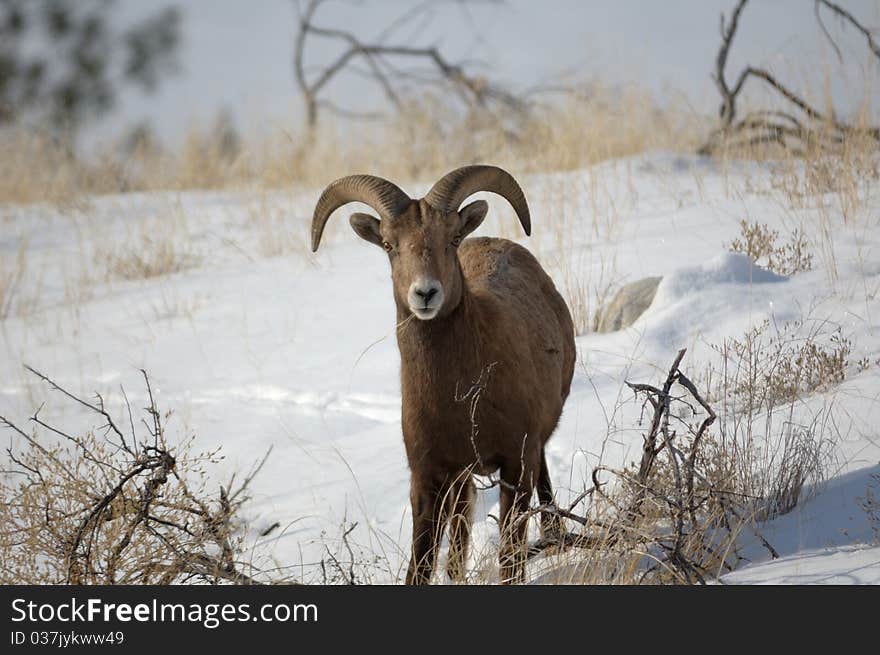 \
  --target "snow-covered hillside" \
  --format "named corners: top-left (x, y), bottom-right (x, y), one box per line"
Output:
top-left (2, 153), bottom-right (878, 583)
